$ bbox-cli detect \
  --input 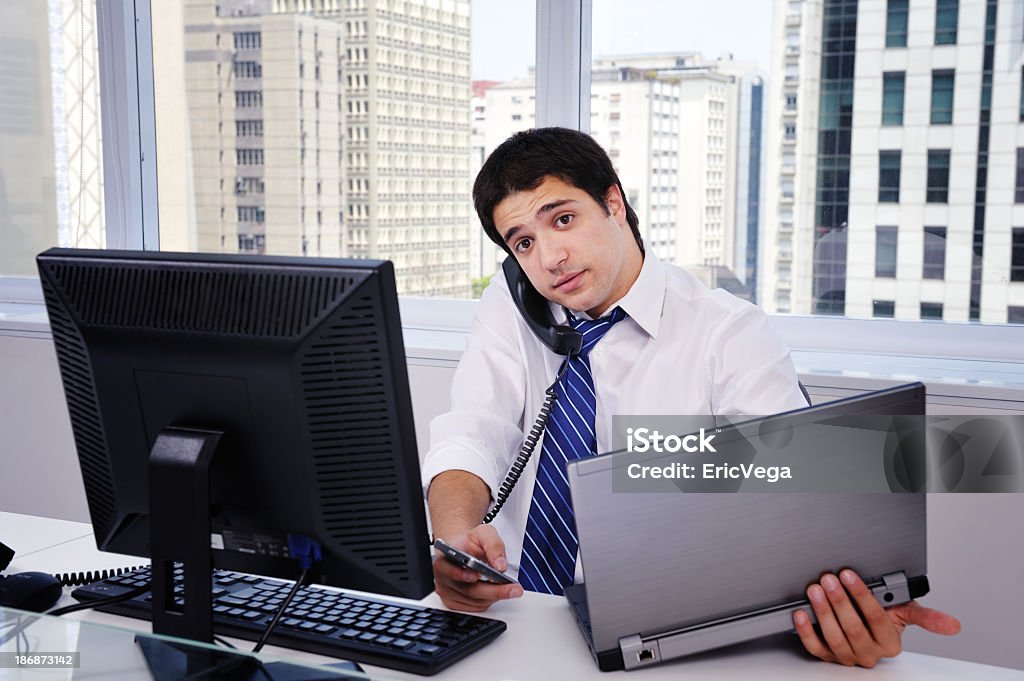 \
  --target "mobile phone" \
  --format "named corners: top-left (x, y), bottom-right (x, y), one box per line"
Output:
top-left (433, 538), bottom-right (517, 585)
